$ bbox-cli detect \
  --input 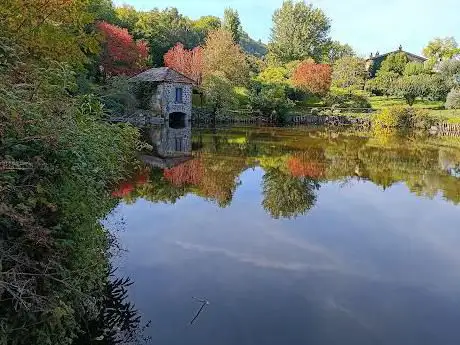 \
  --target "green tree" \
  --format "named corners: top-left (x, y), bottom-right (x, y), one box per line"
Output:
top-left (202, 72), bottom-right (238, 115)
top-left (248, 81), bottom-right (294, 121)
top-left (365, 71), bottom-right (399, 97)
top-left (115, 4), bottom-right (140, 32)
top-left (392, 75), bottom-right (432, 105)
top-left (379, 52), bottom-right (409, 75)
top-left (423, 37), bottom-right (460, 61)
top-left (223, 8), bottom-right (241, 44)
top-left (438, 59), bottom-right (460, 90)
top-left (0, 0), bottom-right (100, 68)
top-left (404, 62), bottom-right (426, 76)
top-left (202, 28), bottom-right (250, 85)
top-left (427, 74), bottom-right (452, 101)
top-left (269, 0), bottom-right (331, 63)
top-left (332, 56), bottom-right (367, 90)
top-left (133, 8), bottom-right (201, 66)
top-left (193, 15), bottom-right (222, 38)
top-left (193, 15), bottom-right (221, 31)
top-left (445, 88), bottom-right (460, 109)
top-left (323, 40), bottom-right (355, 64)
top-left (255, 66), bottom-right (290, 85)
top-left (88, 0), bottom-right (118, 22)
